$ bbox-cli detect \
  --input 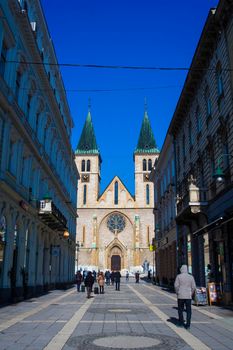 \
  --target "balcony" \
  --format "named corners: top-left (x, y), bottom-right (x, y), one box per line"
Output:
top-left (176, 180), bottom-right (208, 224)
top-left (39, 198), bottom-right (67, 231)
